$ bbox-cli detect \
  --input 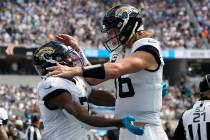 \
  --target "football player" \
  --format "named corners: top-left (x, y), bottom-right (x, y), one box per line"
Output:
top-left (173, 74), bottom-right (210, 140)
top-left (47, 4), bottom-right (168, 140)
top-left (33, 41), bottom-right (143, 140)
top-left (0, 107), bottom-right (8, 140)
